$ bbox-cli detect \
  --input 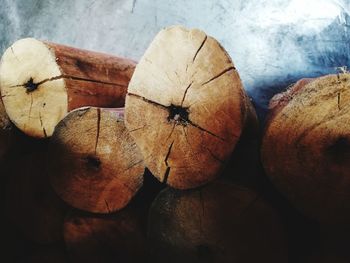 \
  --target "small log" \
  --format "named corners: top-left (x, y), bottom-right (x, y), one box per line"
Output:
top-left (148, 180), bottom-right (288, 263)
top-left (261, 74), bottom-right (350, 223)
top-left (48, 107), bottom-right (144, 213)
top-left (0, 38), bottom-right (136, 138)
top-left (4, 148), bottom-right (67, 244)
top-left (125, 25), bottom-right (256, 189)
top-left (63, 208), bottom-right (147, 263)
